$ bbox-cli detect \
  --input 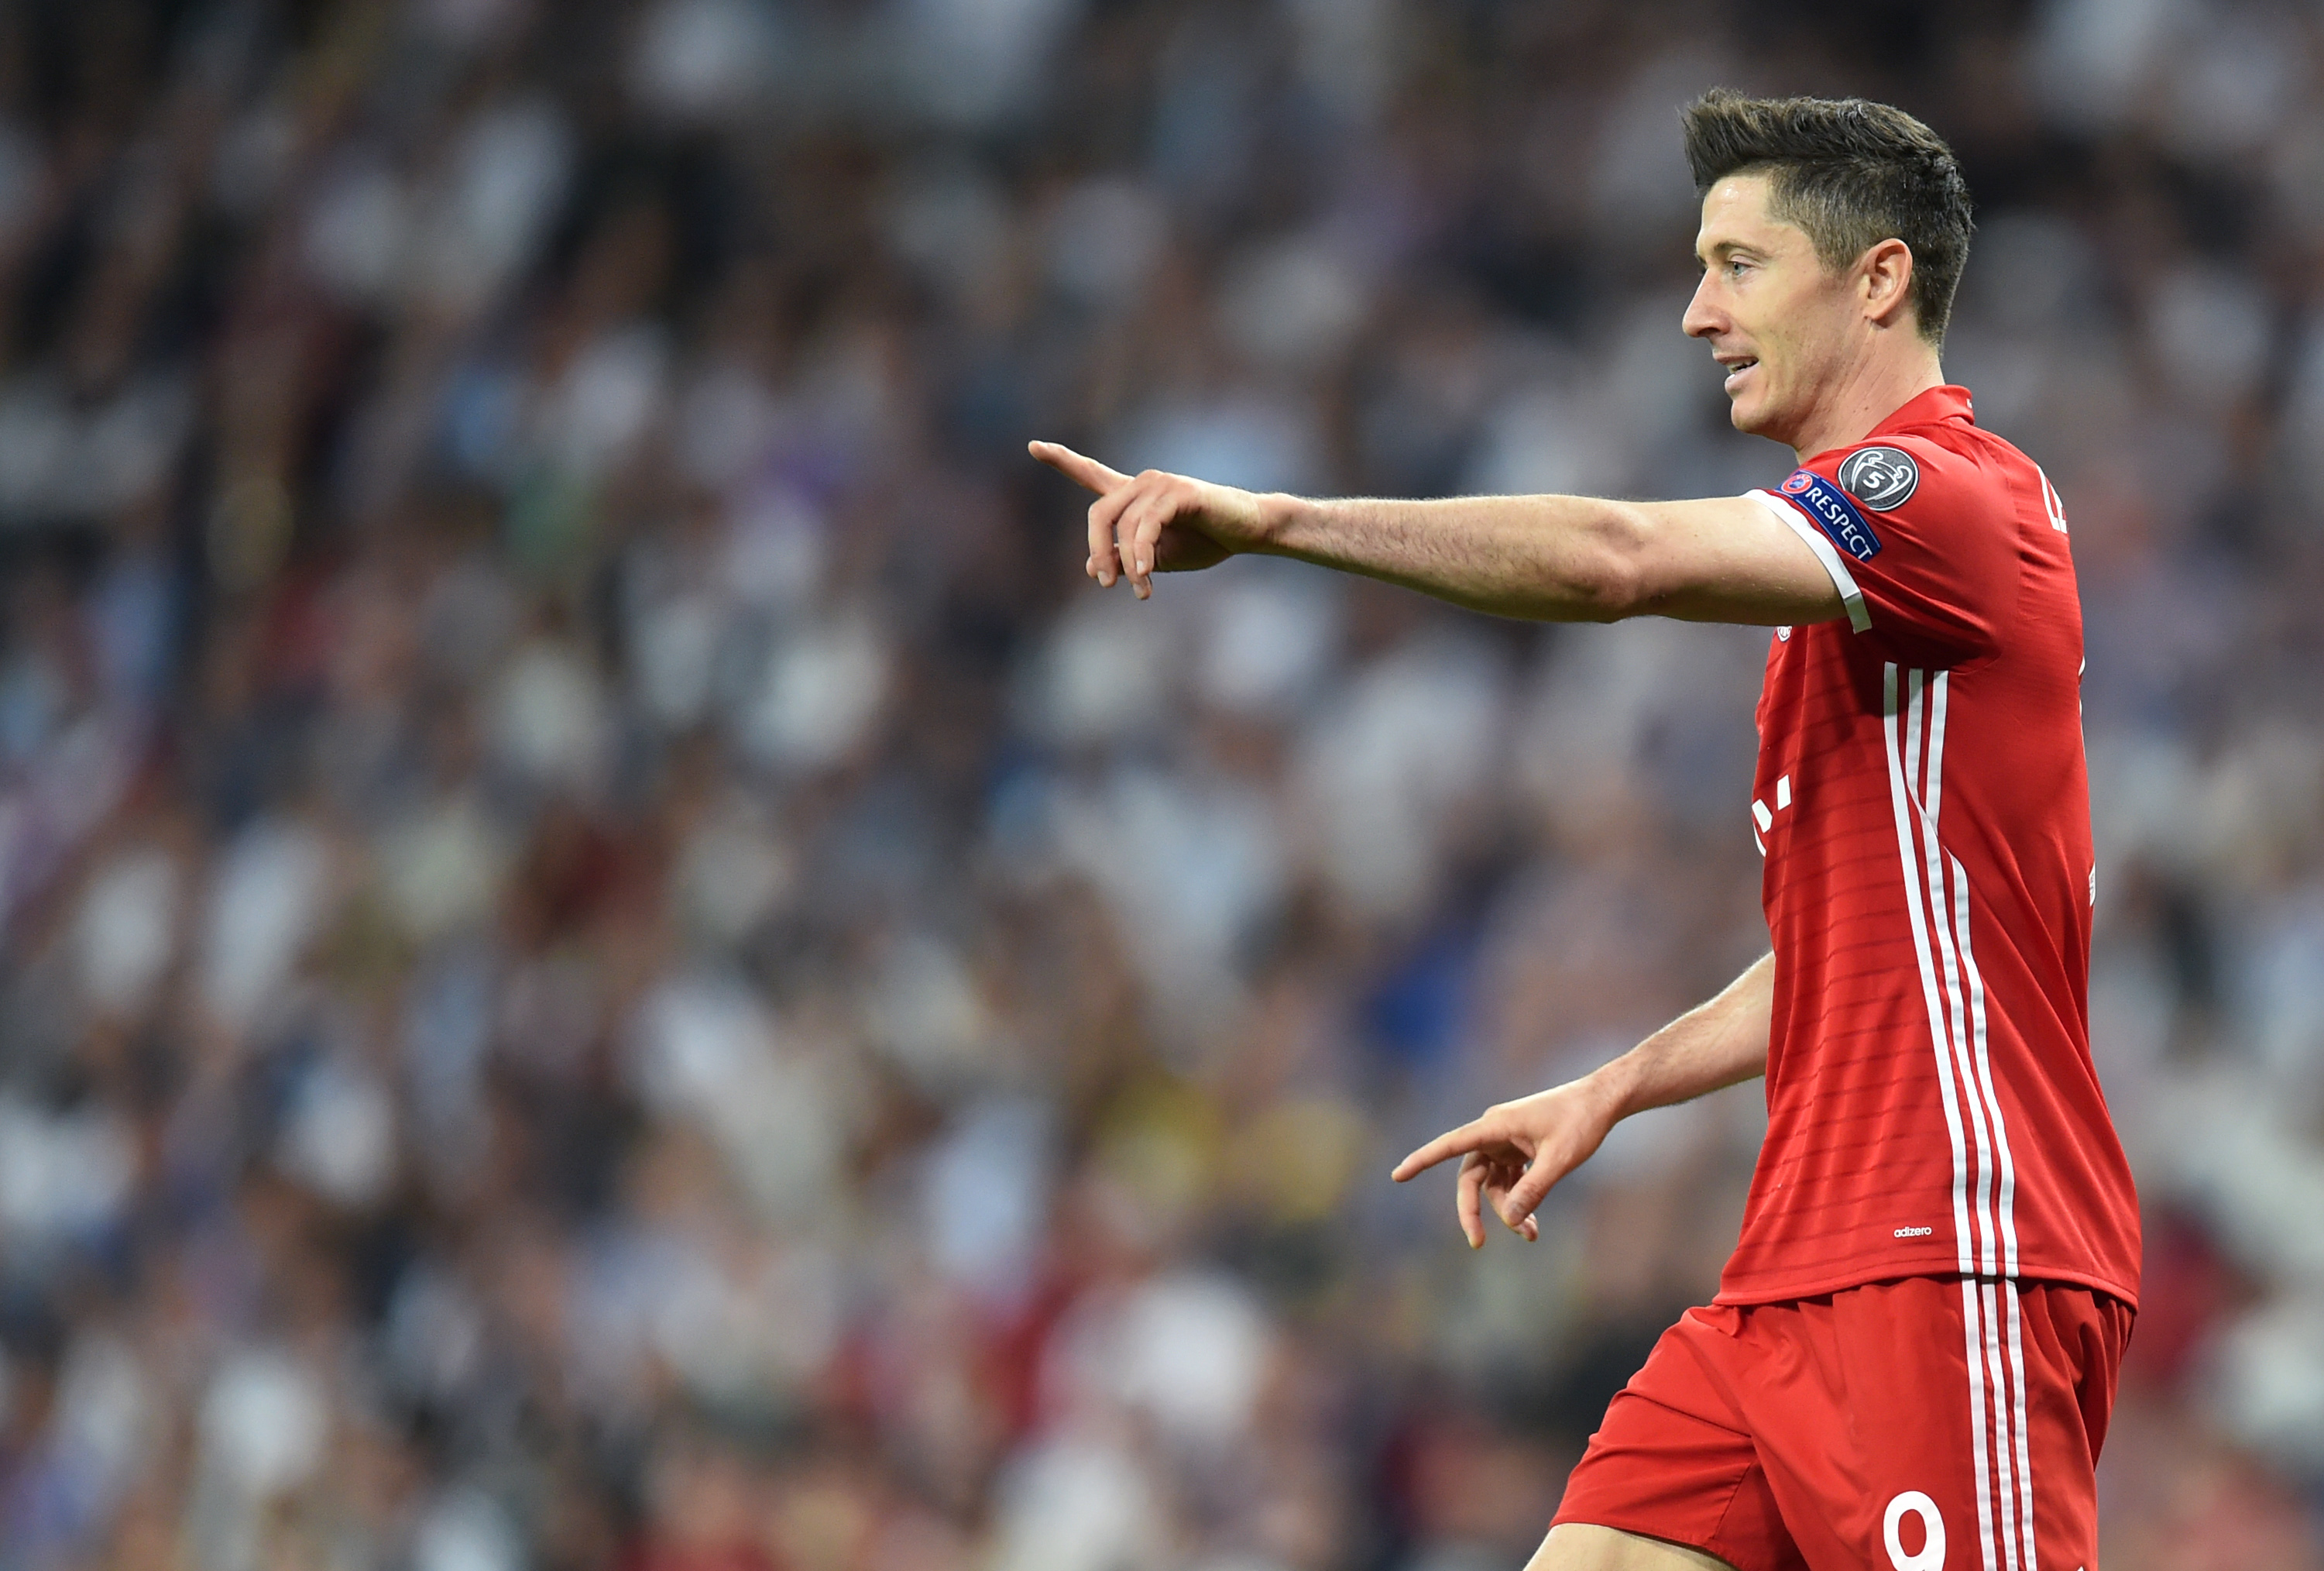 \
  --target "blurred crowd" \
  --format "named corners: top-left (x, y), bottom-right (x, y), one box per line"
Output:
top-left (0, 0), bottom-right (2320, 1568)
